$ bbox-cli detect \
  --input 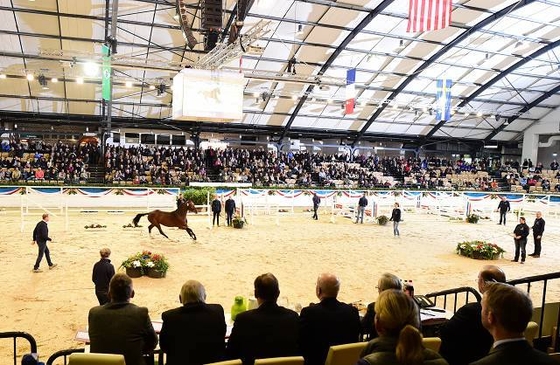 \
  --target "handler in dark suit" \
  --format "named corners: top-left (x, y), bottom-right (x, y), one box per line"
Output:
top-left (211, 195), bottom-right (222, 227)
top-left (159, 280), bottom-right (226, 365)
top-left (225, 196), bottom-right (236, 226)
top-left (439, 265), bottom-right (506, 365)
top-left (299, 273), bottom-right (361, 365)
top-left (88, 273), bottom-right (158, 365)
top-left (471, 282), bottom-right (555, 365)
top-left (32, 213), bottom-right (56, 272)
top-left (92, 247), bottom-right (115, 305)
top-left (227, 273), bottom-right (299, 365)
